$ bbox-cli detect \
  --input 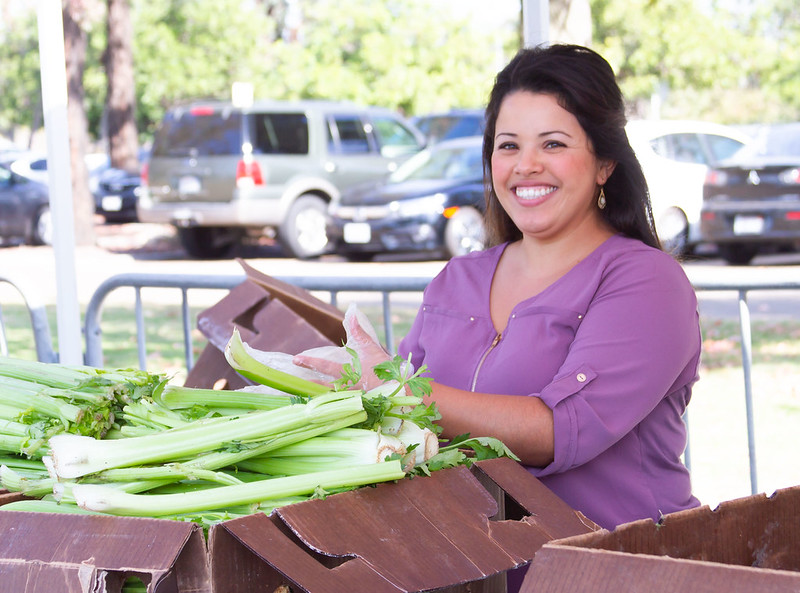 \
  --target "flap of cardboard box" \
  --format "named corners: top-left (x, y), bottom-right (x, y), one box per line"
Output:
top-left (521, 485), bottom-right (800, 592)
top-left (197, 280), bottom-right (344, 354)
top-left (0, 511), bottom-right (210, 593)
top-left (209, 457), bottom-right (596, 592)
top-left (237, 259), bottom-right (346, 343)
